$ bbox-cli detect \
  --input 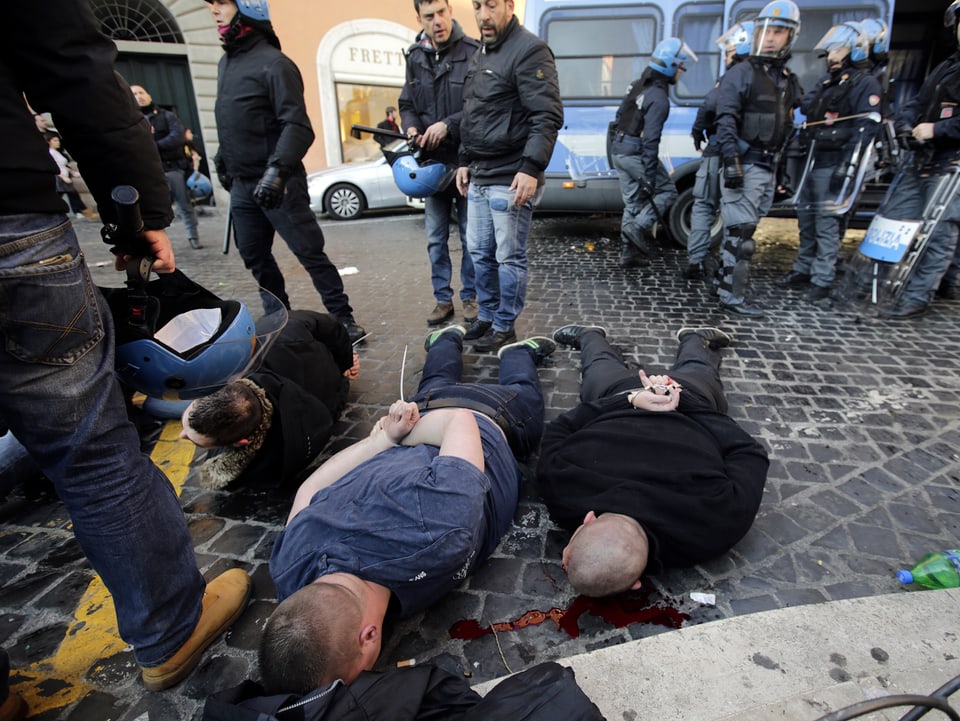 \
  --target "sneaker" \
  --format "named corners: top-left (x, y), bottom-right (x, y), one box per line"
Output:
top-left (463, 319), bottom-right (492, 340)
top-left (140, 568), bottom-right (251, 691)
top-left (424, 324), bottom-right (466, 351)
top-left (775, 270), bottom-right (811, 288)
top-left (719, 300), bottom-right (765, 318)
top-left (498, 336), bottom-right (557, 365)
top-left (341, 319), bottom-right (367, 345)
top-left (0, 693), bottom-right (27, 721)
top-left (802, 284), bottom-right (830, 302)
top-left (426, 302), bottom-right (454, 326)
top-left (473, 328), bottom-right (517, 353)
top-left (552, 324), bottom-right (607, 350)
top-left (462, 298), bottom-right (479, 323)
top-left (676, 327), bottom-right (732, 349)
